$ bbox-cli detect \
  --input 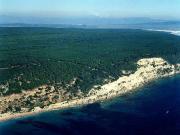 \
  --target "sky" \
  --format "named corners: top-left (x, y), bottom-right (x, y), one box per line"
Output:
top-left (0, 0), bottom-right (180, 19)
